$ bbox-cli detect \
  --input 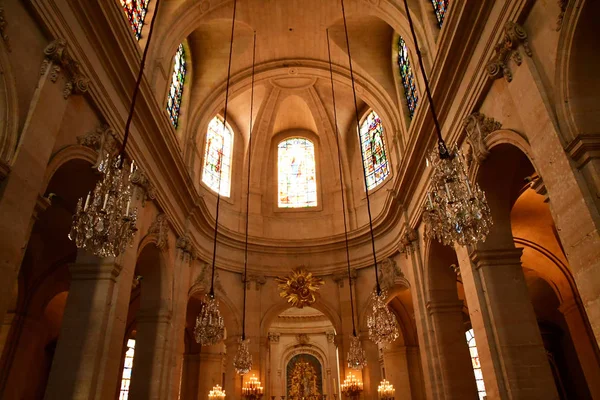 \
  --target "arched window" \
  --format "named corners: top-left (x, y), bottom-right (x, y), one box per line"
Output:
top-left (430, 0), bottom-right (449, 28)
top-left (120, 0), bottom-right (150, 40)
top-left (119, 338), bottom-right (136, 400)
top-left (202, 116), bottom-right (233, 197)
top-left (359, 111), bottom-right (390, 190)
top-left (466, 329), bottom-right (487, 400)
top-left (167, 44), bottom-right (187, 128)
top-left (398, 36), bottom-right (418, 119)
top-left (277, 138), bottom-right (317, 208)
